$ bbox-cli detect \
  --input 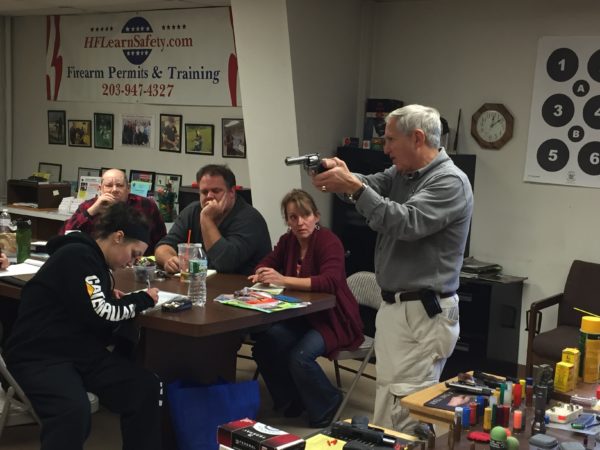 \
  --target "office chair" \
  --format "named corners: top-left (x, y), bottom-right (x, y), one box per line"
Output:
top-left (525, 260), bottom-right (600, 377)
top-left (331, 271), bottom-right (382, 422)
